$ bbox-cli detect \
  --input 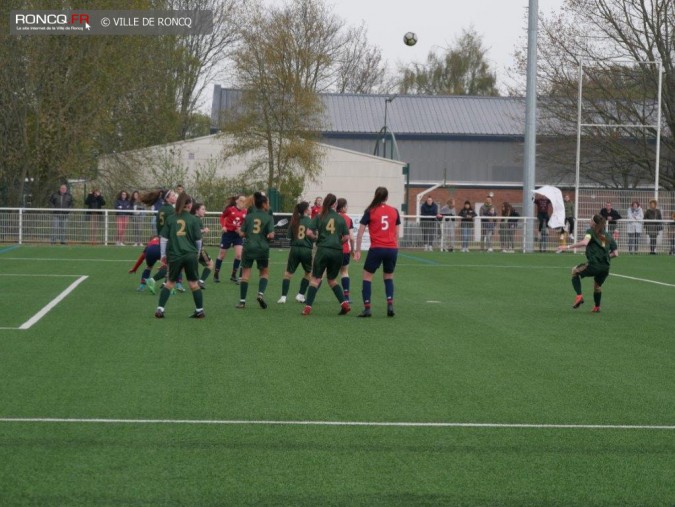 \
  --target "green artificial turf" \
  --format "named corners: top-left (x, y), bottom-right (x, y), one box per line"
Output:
top-left (0, 245), bottom-right (673, 505)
